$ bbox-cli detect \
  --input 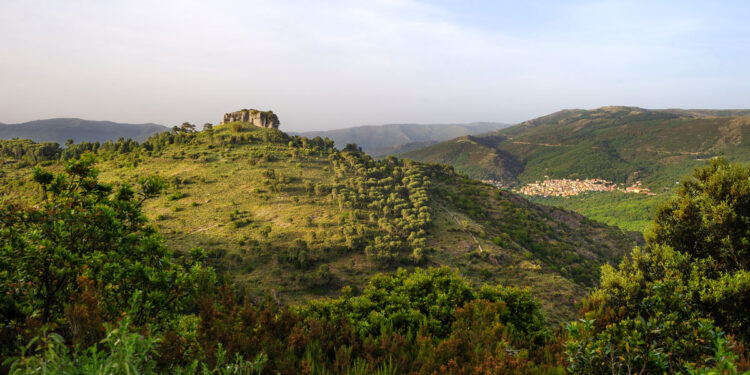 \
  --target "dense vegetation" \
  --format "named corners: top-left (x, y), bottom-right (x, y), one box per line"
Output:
top-left (568, 158), bottom-right (750, 374)
top-left (3, 124), bottom-right (750, 373)
top-left (0, 159), bottom-right (560, 373)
